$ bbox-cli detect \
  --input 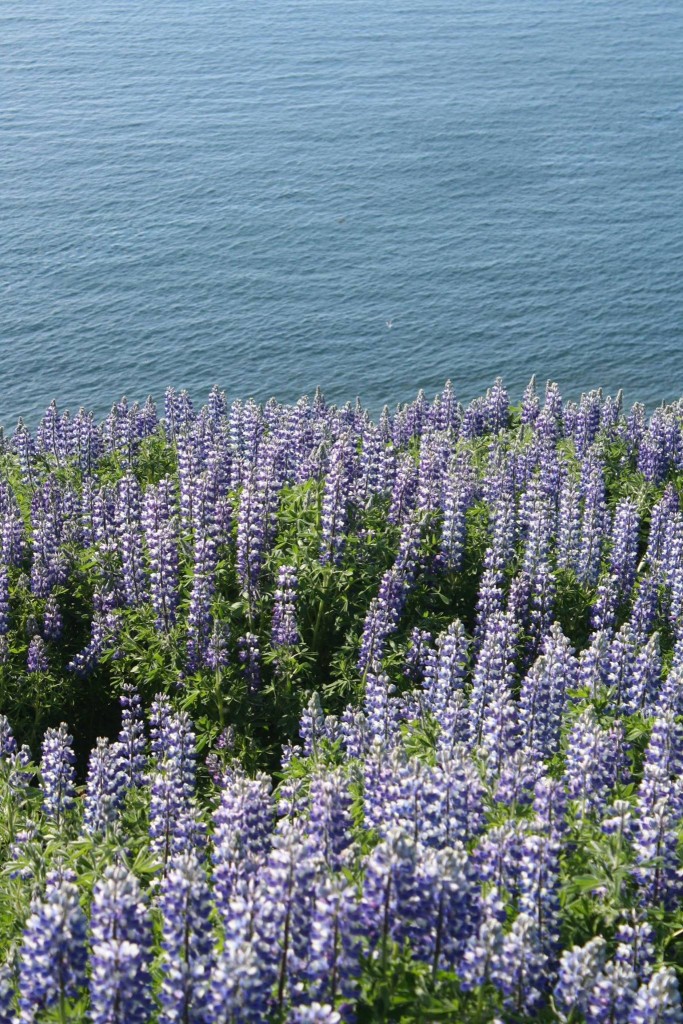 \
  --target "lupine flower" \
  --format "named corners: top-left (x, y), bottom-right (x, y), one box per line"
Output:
top-left (42, 593), bottom-right (63, 641)
top-left (519, 622), bottom-right (576, 758)
top-left (272, 564), bottom-right (300, 648)
top-left (458, 892), bottom-right (504, 992)
top-left (565, 709), bottom-right (623, 819)
top-left (158, 852), bottom-right (214, 1024)
top-left (492, 913), bottom-right (548, 1015)
top-left (142, 477), bottom-right (179, 631)
top-left (615, 919), bottom-right (655, 981)
top-left (117, 682), bottom-right (147, 788)
top-left (115, 473), bottom-right (147, 606)
top-left (632, 793), bottom-right (683, 909)
top-left (88, 863), bottom-right (153, 1024)
top-left (320, 437), bottom-right (353, 565)
top-left (26, 635), bottom-right (48, 674)
top-left (469, 612), bottom-right (517, 748)
top-left (83, 737), bottom-right (126, 835)
top-left (305, 876), bottom-right (363, 1014)
top-left (40, 723), bottom-right (76, 824)
top-left (628, 966), bottom-right (683, 1024)
top-left (307, 768), bottom-right (354, 871)
top-left (555, 937), bottom-right (608, 1017)
top-left (18, 870), bottom-right (87, 1023)
top-left (212, 770), bottom-right (273, 914)
top-left (238, 632), bottom-right (261, 692)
